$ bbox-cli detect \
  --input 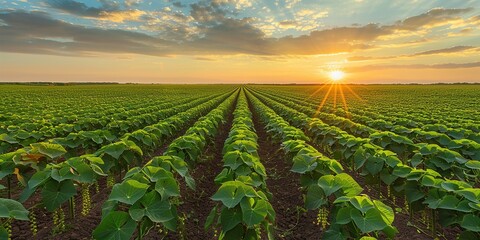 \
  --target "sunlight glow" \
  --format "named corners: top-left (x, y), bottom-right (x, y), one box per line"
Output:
top-left (329, 70), bottom-right (345, 81)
